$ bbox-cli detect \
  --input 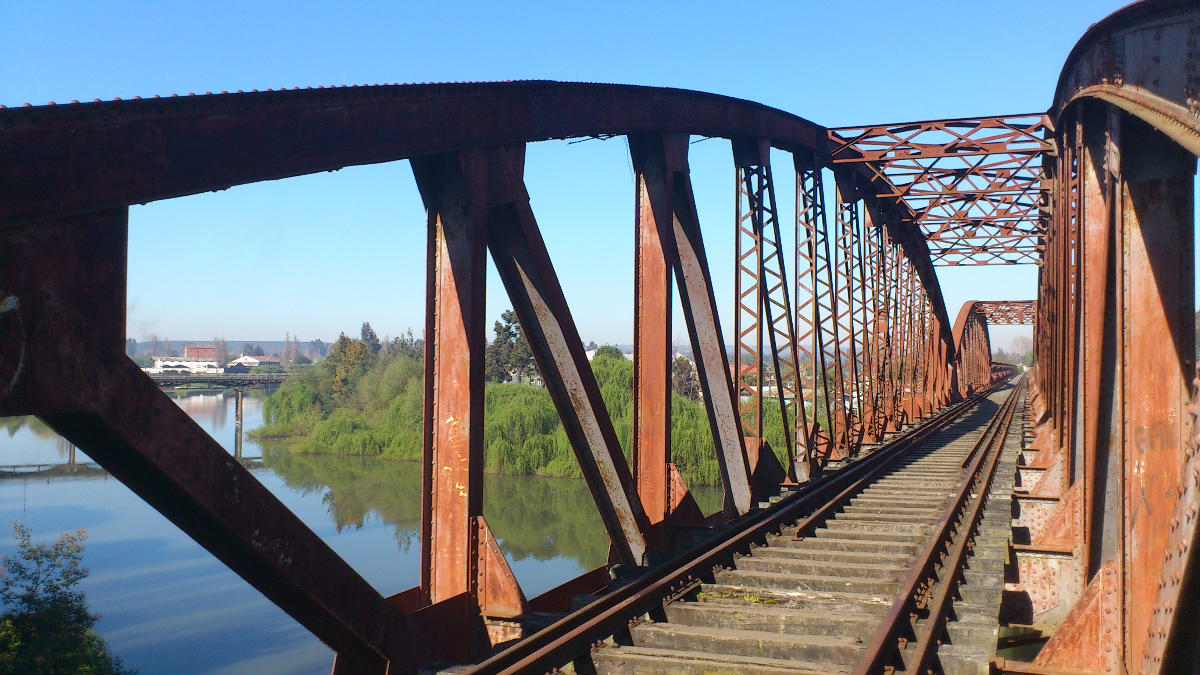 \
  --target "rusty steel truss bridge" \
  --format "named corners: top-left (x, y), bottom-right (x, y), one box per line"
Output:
top-left (2, 1), bottom-right (1199, 673)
